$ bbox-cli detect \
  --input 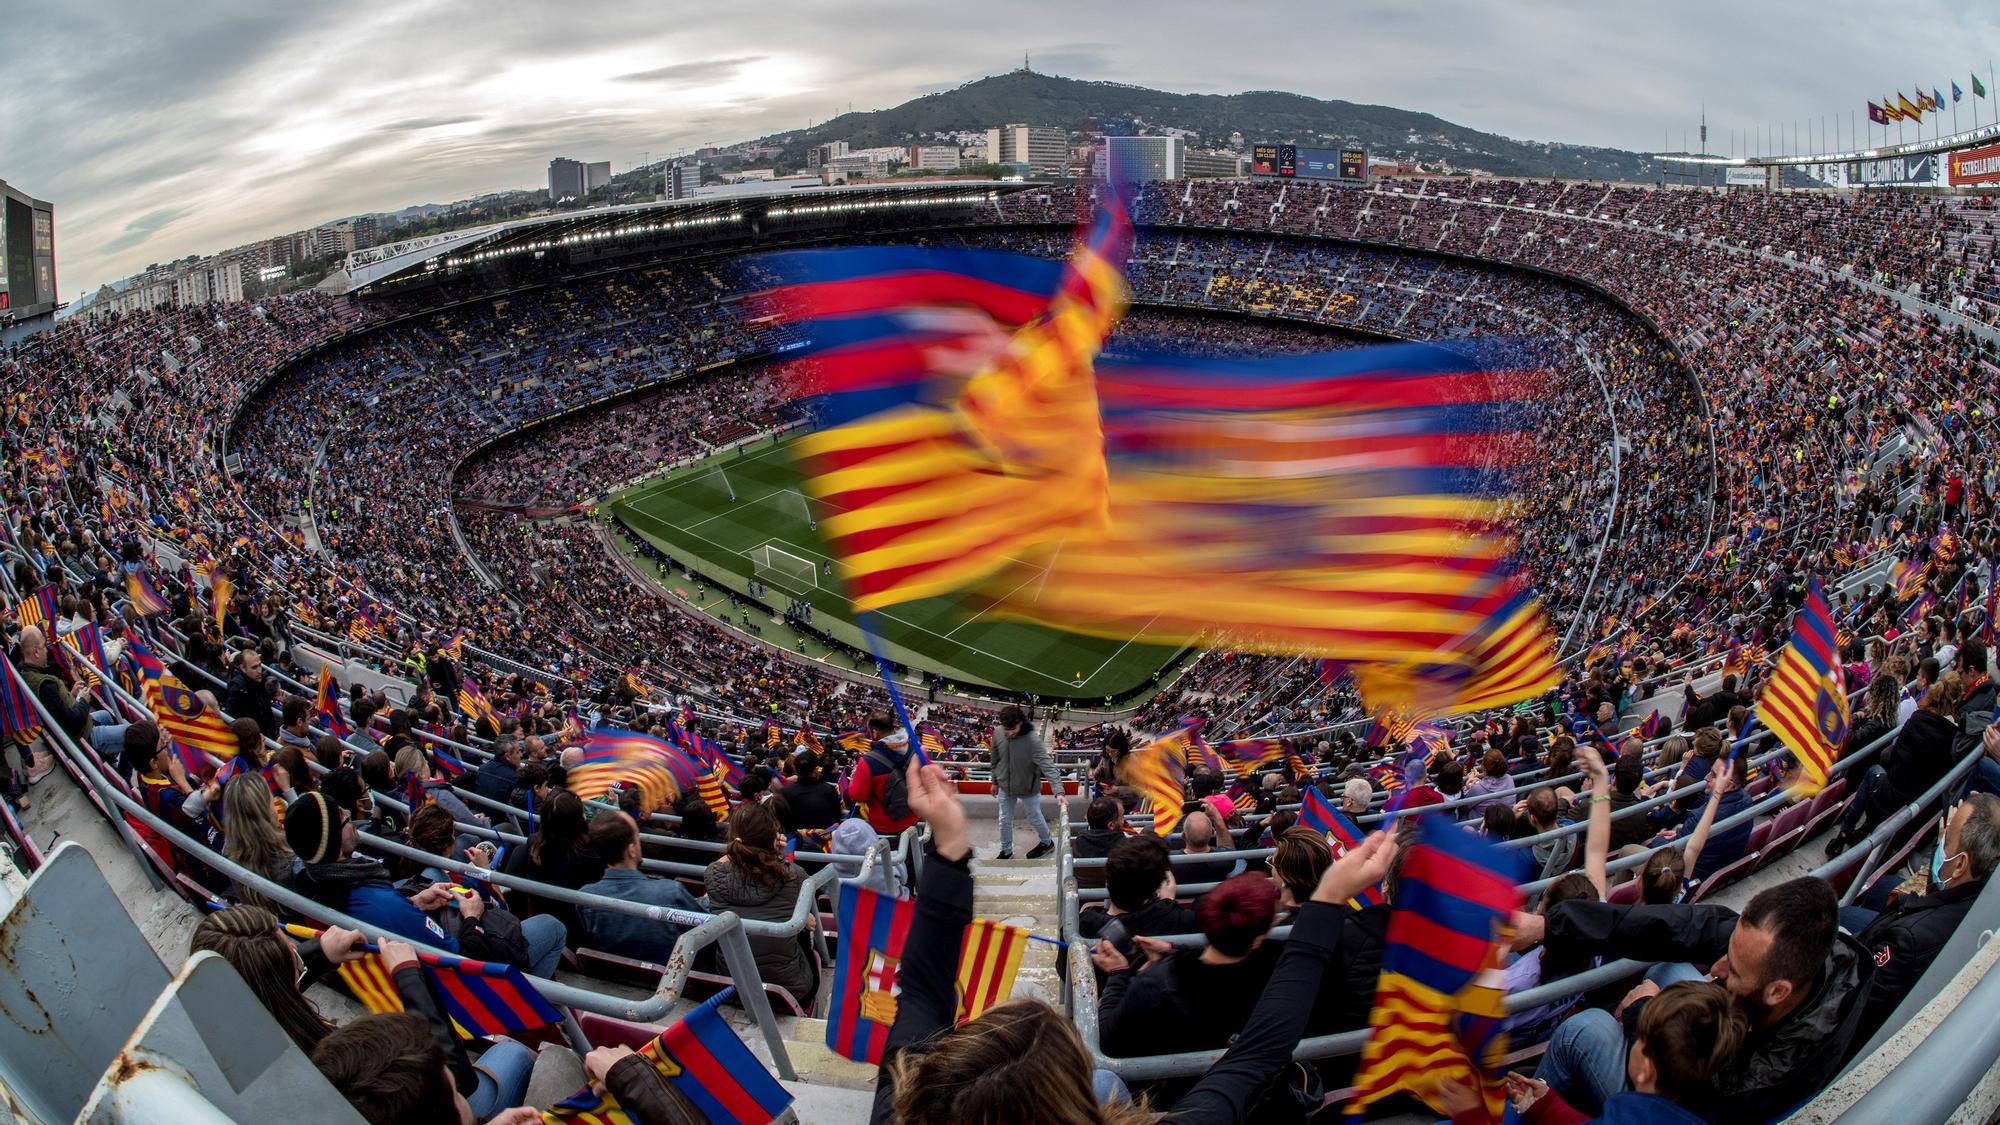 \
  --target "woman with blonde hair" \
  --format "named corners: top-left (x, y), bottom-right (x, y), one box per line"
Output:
top-left (221, 771), bottom-right (296, 909)
top-left (874, 759), bottom-right (1396, 1123)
